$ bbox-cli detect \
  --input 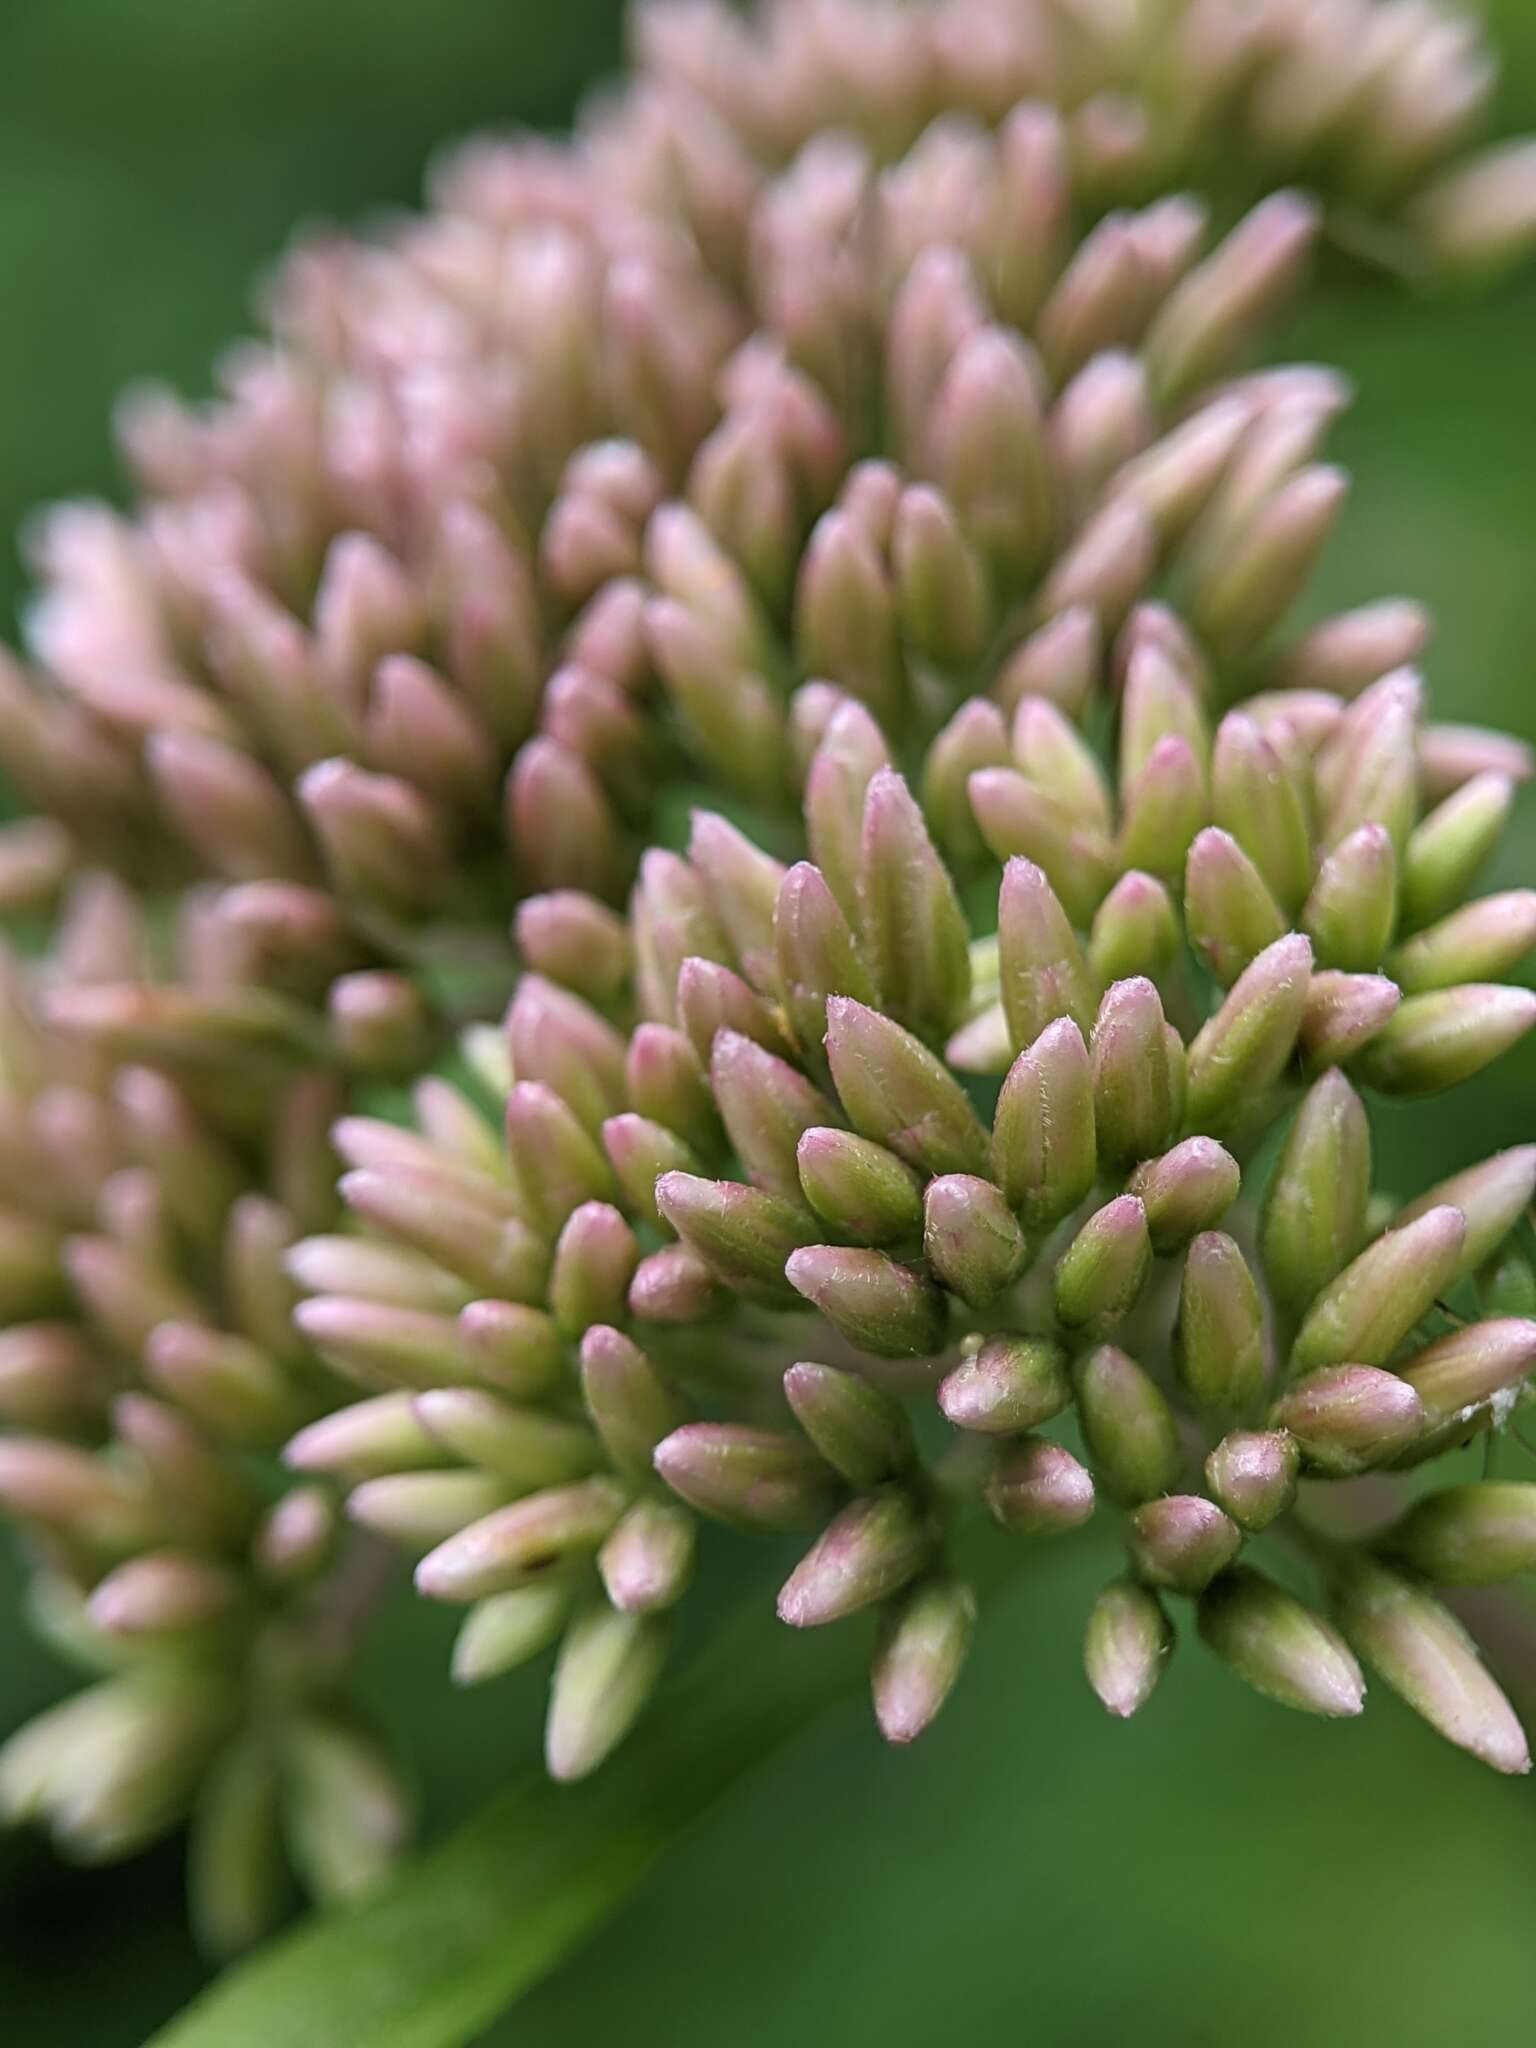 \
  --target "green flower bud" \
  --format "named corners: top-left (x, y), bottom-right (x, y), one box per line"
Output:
top-left (283, 1714), bottom-right (411, 1905)
top-left (349, 1472), bottom-right (517, 1551)
top-left (1332, 1555), bottom-right (1529, 1774)
top-left (1397, 1318), bottom-right (1536, 1426)
top-left (1084, 1577), bottom-right (1175, 1719)
top-left (1204, 1430), bottom-right (1300, 1532)
top-left (796, 1127), bottom-right (924, 1244)
top-left (1011, 697), bottom-right (1113, 837)
top-left (893, 486), bottom-right (988, 668)
top-left (1400, 771), bottom-right (1514, 930)
top-left (1351, 985), bottom-right (1536, 1096)
top-left (710, 1031), bottom-right (837, 1205)
top-left (625, 1023), bottom-right (722, 1156)
top-left (777, 1488), bottom-right (934, 1628)
top-left (412, 1390), bottom-right (599, 1488)
top-left (1197, 1568), bottom-right (1365, 1718)
top-left (1260, 1070), bottom-right (1372, 1324)
top-left (1177, 1231), bottom-right (1266, 1414)
top-left (1391, 890), bottom-right (1536, 993)
top-left (994, 857), bottom-right (1098, 1052)
top-left (921, 699), bottom-right (1012, 864)
top-left (939, 1334), bottom-right (1070, 1435)
top-left (971, 768), bottom-right (1115, 928)
top-left (601, 1113), bottom-right (700, 1232)
top-left (1291, 1205), bottom-right (1466, 1375)
top-left (413, 1477), bottom-right (627, 1602)
top-left (1394, 1147), bottom-right (1536, 1289)
top-left (1388, 1484), bottom-right (1536, 1585)
top-left (599, 1499), bottom-right (696, 1615)
top-left (858, 769), bottom-right (971, 1042)
top-left (87, 1552), bottom-right (242, 1641)
top-left (923, 1175), bottom-right (1027, 1308)
top-left (1272, 1366), bottom-right (1426, 1475)
top-left (1185, 934), bottom-right (1313, 1136)
top-left (1183, 828), bottom-right (1286, 988)
top-left (545, 1604), bottom-right (671, 1783)
top-left (871, 1575), bottom-right (977, 1746)
top-left (1303, 825), bottom-right (1399, 970)
top-left (1127, 1495), bottom-right (1243, 1594)
top-left (983, 1436), bottom-right (1096, 1534)
top-left (825, 996), bottom-right (989, 1178)
top-left (1073, 1344), bottom-right (1181, 1503)
top-left (286, 1391), bottom-right (446, 1482)
top-left (1054, 1195), bottom-right (1153, 1336)
top-left (188, 1735), bottom-right (286, 1958)
top-left (655, 1171), bottom-right (817, 1305)
top-left (1090, 977), bottom-right (1182, 1169)
top-left (1088, 871), bottom-right (1179, 984)
top-left (783, 1362), bottom-right (914, 1489)
top-left (1117, 737), bottom-right (1207, 882)
top-left (774, 861), bottom-right (875, 1054)
top-left (786, 1244), bottom-right (948, 1359)
top-left (451, 1584), bottom-right (572, 1687)
top-left (456, 1300), bottom-right (564, 1399)
top-left (579, 1325), bottom-right (687, 1484)
top-left (1317, 671), bottom-right (1419, 857)
top-left (1211, 711), bottom-right (1312, 914)
top-left (652, 1424), bottom-right (838, 1531)
top-left (548, 1202), bottom-right (640, 1337)
top-left (1129, 1137), bottom-right (1240, 1252)
top-left (992, 1017), bottom-right (1097, 1234)
top-left (1299, 970), bottom-right (1400, 1068)
top-left (687, 810), bottom-right (784, 997)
